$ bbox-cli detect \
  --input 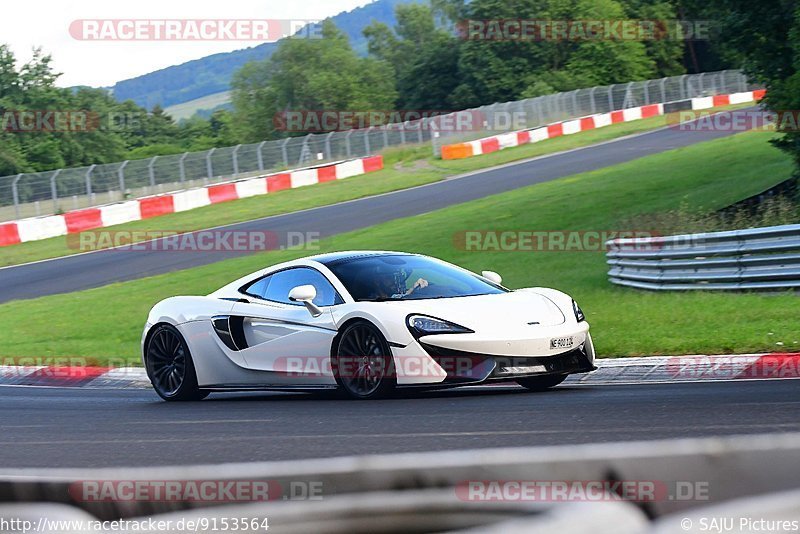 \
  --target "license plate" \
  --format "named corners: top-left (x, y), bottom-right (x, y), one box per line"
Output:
top-left (550, 336), bottom-right (574, 349)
